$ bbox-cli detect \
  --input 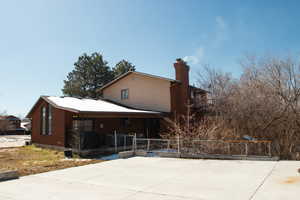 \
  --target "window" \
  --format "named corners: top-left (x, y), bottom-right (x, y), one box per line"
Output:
top-left (41, 106), bottom-right (46, 135)
top-left (121, 118), bottom-right (131, 128)
top-left (41, 104), bottom-right (53, 136)
top-left (72, 120), bottom-right (80, 131)
top-left (48, 105), bottom-right (52, 135)
top-left (121, 89), bottom-right (129, 100)
top-left (72, 120), bottom-right (93, 132)
top-left (191, 91), bottom-right (195, 99)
